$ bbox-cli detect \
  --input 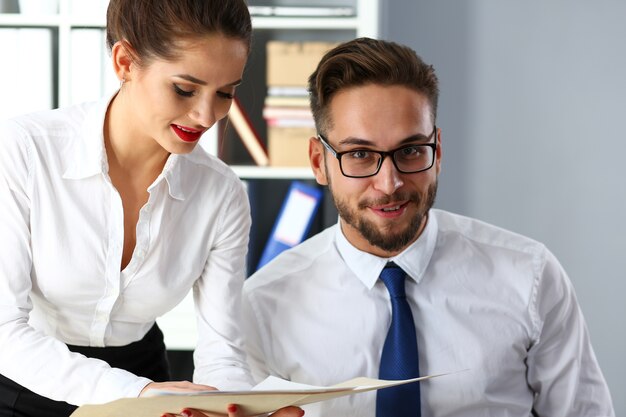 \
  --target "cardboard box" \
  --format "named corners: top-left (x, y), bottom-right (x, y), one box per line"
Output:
top-left (268, 126), bottom-right (317, 167)
top-left (266, 41), bottom-right (338, 87)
